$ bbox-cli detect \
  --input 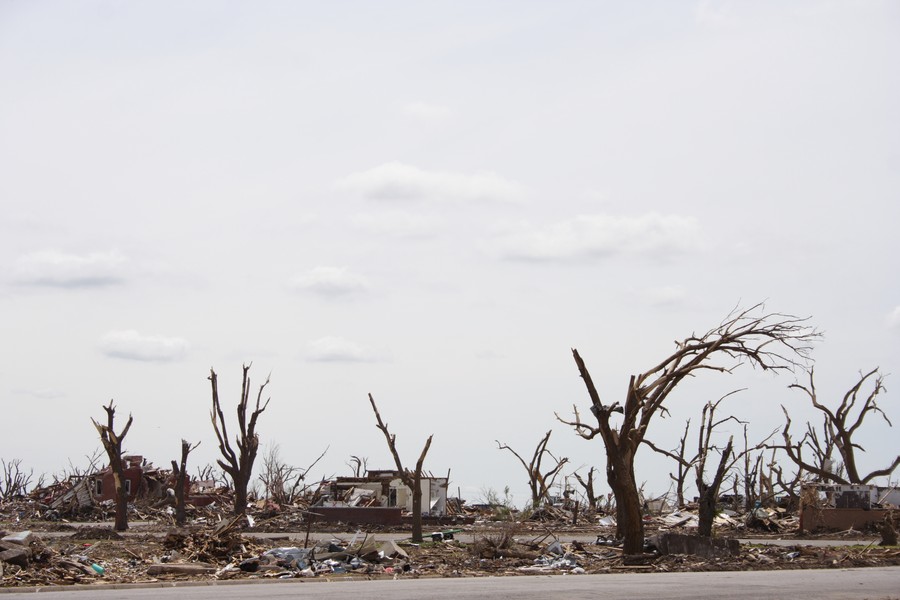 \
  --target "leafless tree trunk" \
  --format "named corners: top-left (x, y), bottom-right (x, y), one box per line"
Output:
top-left (768, 453), bottom-right (803, 510)
top-left (496, 430), bottom-right (569, 509)
top-left (558, 303), bottom-right (817, 554)
top-left (92, 401), bottom-right (133, 531)
top-left (368, 393), bottom-right (433, 543)
top-left (572, 467), bottom-right (599, 511)
top-left (209, 364), bottom-right (270, 515)
top-left (774, 368), bottom-right (899, 484)
top-left (741, 425), bottom-right (764, 511)
top-left (171, 440), bottom-right (199, 526)
top-left (696, 436), bottom-right (733, 537)
top-left (693, 394), bottom-right (749, 536)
